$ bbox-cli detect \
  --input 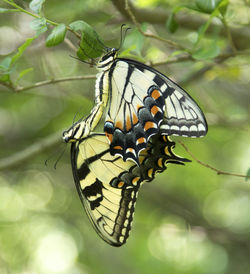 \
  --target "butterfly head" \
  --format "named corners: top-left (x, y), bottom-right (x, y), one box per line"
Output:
top-left (62, 120), bottom-right (90, 143)
top-left (97, 48), bottom-right (118, 70)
